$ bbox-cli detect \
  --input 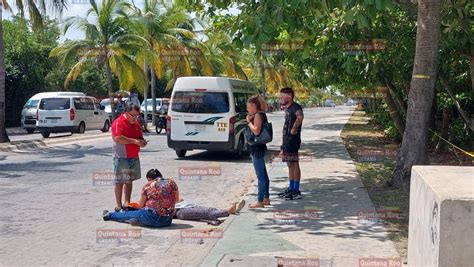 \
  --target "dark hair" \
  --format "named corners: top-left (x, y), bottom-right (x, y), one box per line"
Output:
top-left (280, 87), bottom-right (295, 99)
top-left (125, 102), bottom-right (140, 113)
top-left (146, 169), bottom-right (162, 179)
